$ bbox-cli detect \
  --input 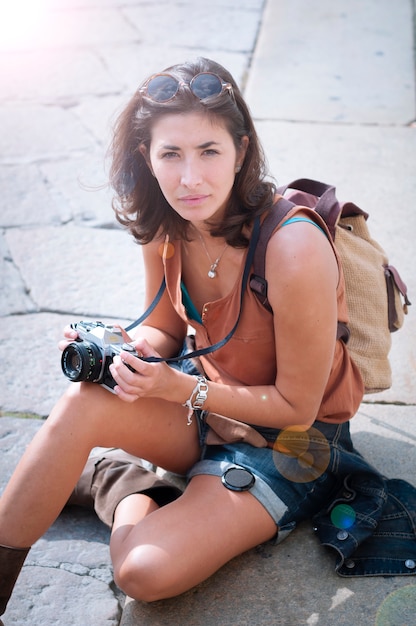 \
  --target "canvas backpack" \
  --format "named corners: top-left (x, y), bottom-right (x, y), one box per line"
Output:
top-left (249, 178), bottom-right (411, 394)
